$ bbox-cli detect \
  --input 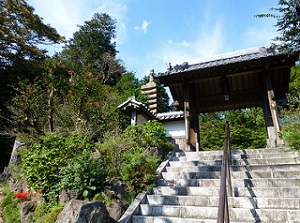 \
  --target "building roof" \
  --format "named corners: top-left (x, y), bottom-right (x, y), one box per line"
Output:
top-left (118, 96), bottom-right (156, 119)
top-left (118, 96), bottom-right (185, 122)
top-left (155, 45), bottom-right (299, 113)
top-left (156, 111), bottom-right (184, 121)
top-left (160, 46), bottom-right (281, 76)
